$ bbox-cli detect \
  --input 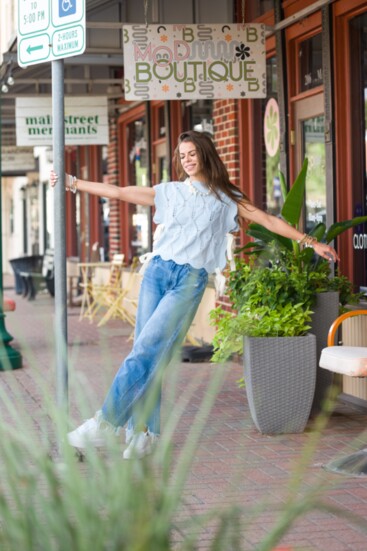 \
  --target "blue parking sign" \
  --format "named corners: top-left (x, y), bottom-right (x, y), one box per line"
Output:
top-left (59, 0), bottom-right (77, 18)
